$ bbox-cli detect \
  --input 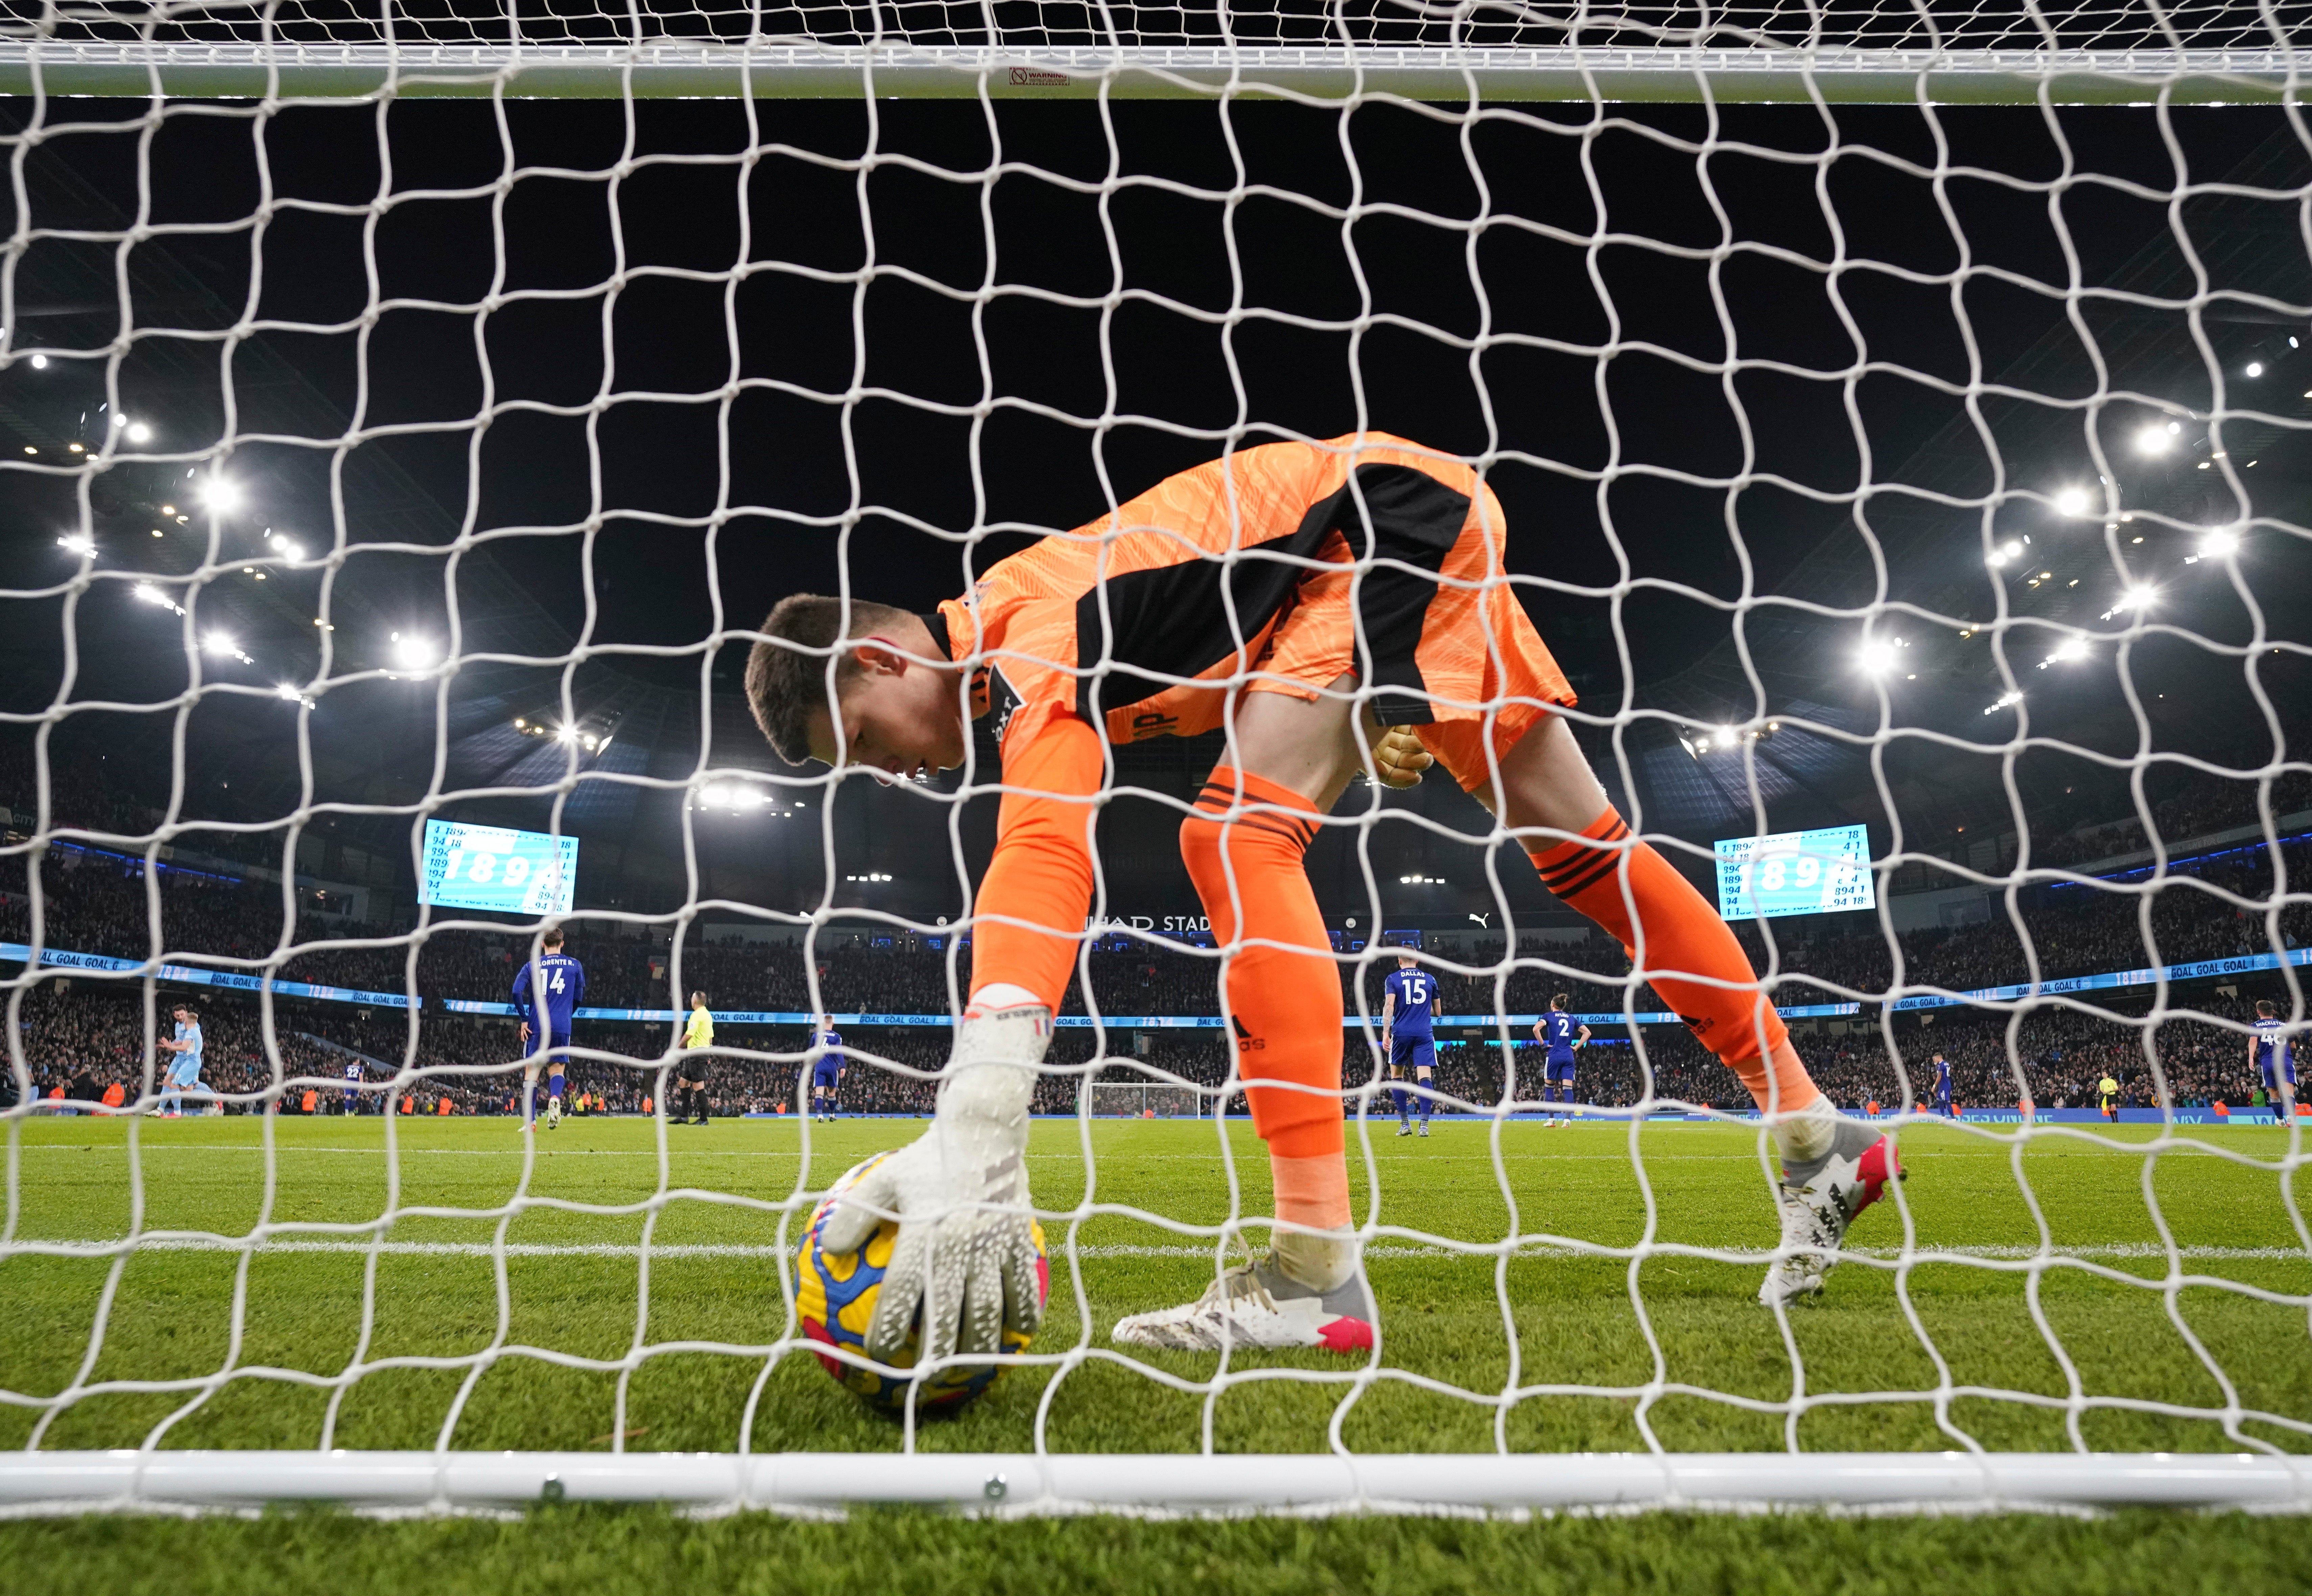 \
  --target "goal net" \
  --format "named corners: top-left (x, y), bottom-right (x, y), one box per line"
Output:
top-left (1085, 1080), bottom-right (1205, 1119)
top-left (3, 0), bottom-right (2311, 1517)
